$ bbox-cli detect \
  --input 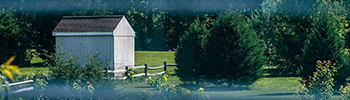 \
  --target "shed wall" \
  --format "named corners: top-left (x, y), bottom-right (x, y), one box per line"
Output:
top-left (56, 35), bottom-right (114, 68)
top-left (114, 36), bottom-right (134, 70)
